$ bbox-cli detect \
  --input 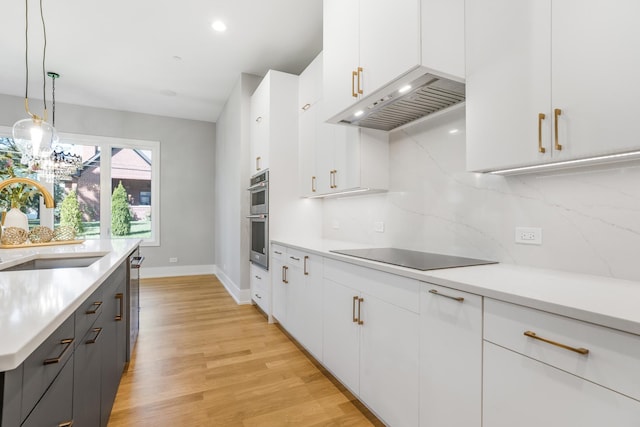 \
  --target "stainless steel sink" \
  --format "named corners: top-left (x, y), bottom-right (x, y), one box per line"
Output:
top-left (0, 255), bottom-right (106, 271)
